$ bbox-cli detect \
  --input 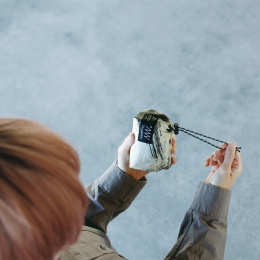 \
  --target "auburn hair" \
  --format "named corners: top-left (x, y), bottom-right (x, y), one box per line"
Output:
top-left (0, 118), bottom-right (88, 260)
